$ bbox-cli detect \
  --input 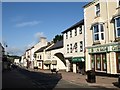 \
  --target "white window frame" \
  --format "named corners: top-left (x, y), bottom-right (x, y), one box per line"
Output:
top-left (80, 41), bottom-right (83, 52)
top-left (115, 16), bottom-right (120, 37)
top-left (70, 30), bottom-right (72, 38)
top-left (93, 24), bottom-right (104, 41)
top-left (66, 32), bottom-right (68, 39)
top-left (75, 28), bottom-right (77, 36)
top-left (79, 26), bottom-right (82, 34)
top-left (67, 44), bottom-right (69, 53)
top-left (70, 44), bottom-right (72, 53)
top-left (95, 3), bottom-right (100, 17)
